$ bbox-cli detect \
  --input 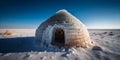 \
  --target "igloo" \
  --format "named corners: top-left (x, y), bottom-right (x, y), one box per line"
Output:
top-left (35, 9), bottom-right (93, 48)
